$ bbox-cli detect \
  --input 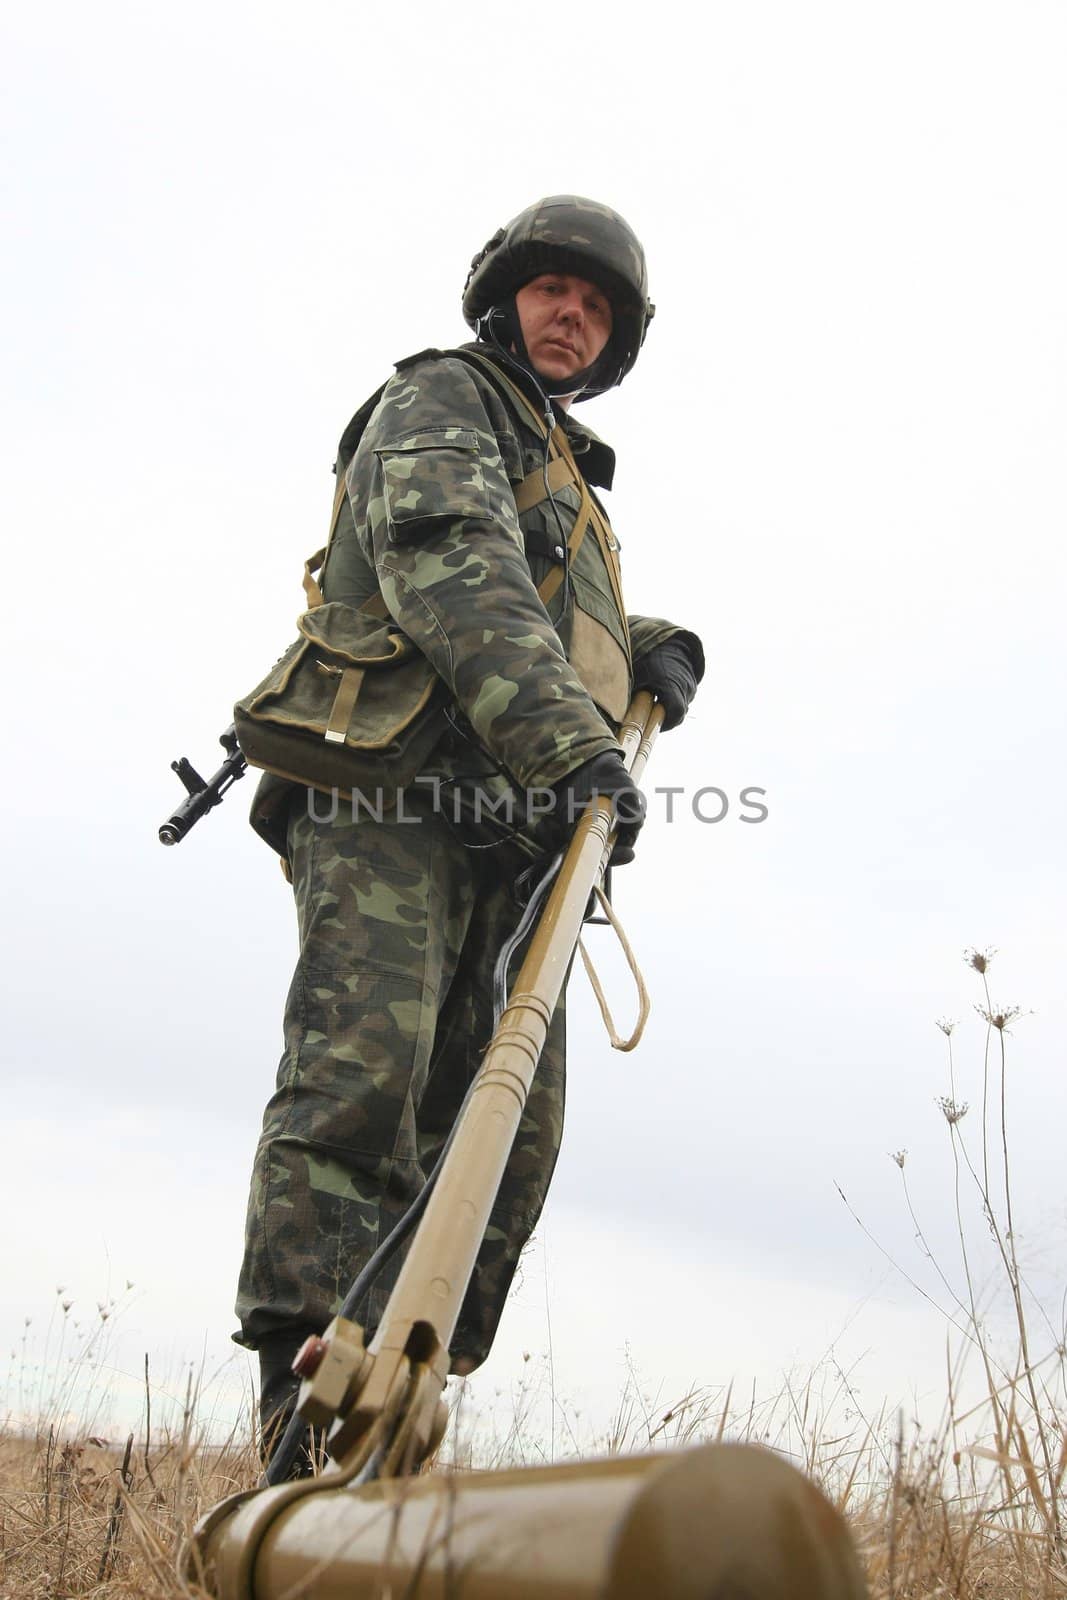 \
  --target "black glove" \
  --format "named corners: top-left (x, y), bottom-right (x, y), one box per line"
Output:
top-left (550, 752), bottom-right (646, 865)
top-left (632, 638), bottom-right (701, 731)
